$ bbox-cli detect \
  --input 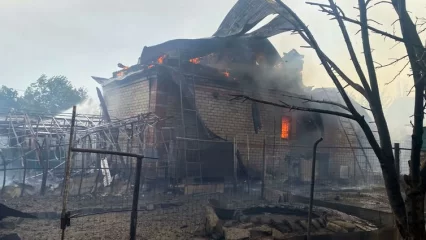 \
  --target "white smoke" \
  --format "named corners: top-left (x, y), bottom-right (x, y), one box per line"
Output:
top-left (384, 96), bottom-right (414, 143)
top-left (63, 97), bottom-right (101, 115)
